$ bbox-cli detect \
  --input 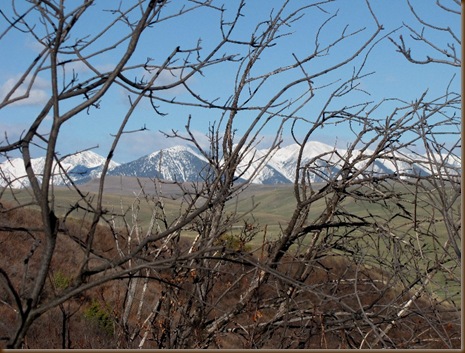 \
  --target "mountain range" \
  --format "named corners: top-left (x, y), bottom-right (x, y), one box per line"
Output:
top-left (0, 142), bottom-right (460, 188)
top-left (0, 151), bottom-right (119, 189)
